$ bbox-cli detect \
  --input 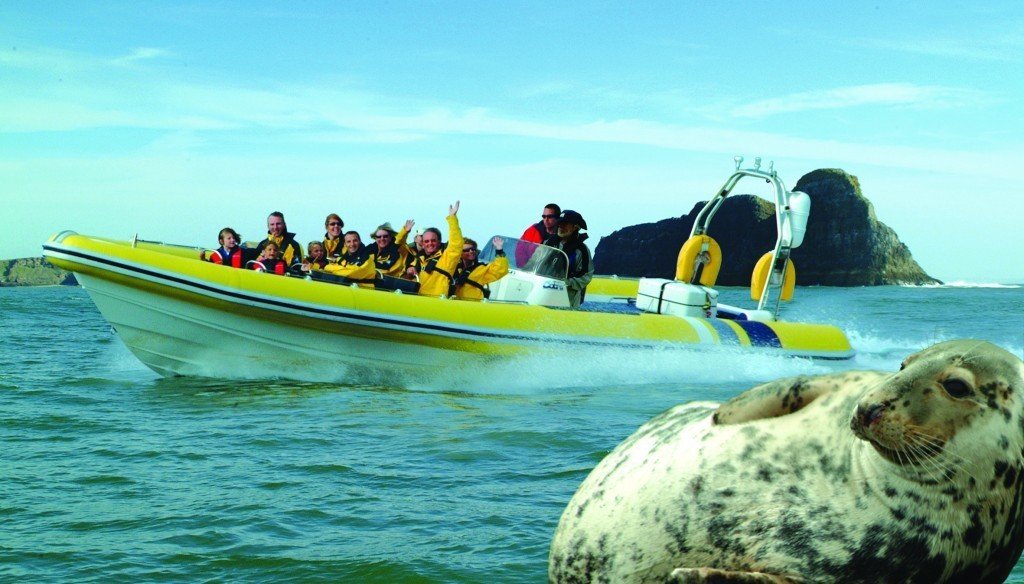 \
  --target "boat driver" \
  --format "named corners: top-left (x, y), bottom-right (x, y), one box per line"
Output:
top-left (546, 210), bottom-right (593, 309)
